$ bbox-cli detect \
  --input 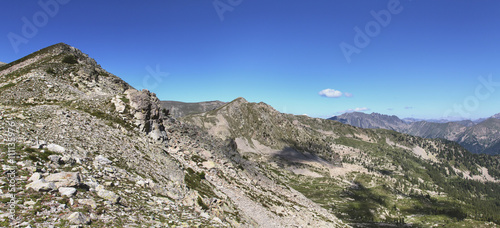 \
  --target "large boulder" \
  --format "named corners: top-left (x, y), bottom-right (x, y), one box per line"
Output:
top-left (59, 187), bottom-right (77, 196)
top-left (46, 144), bottom-right (66, 153)
top-left (45, 172), bottom-right (82, 188)
top-left (96, 185), bottom-right (120, 204)
top-left (66, 212), bottom-right (91, 225)
top-left (26, 179), bottom-right (56, 191)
